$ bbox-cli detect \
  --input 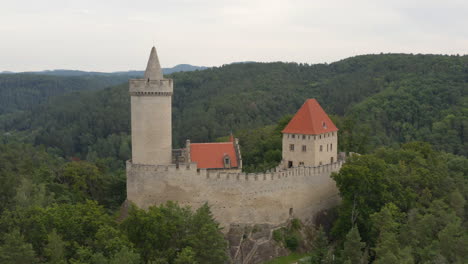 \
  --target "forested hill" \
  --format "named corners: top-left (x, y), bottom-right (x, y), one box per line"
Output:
top-left (0, 64), bottom-right (207, 115)
top-left (0, 54), bottom-right (466, 165)
top-left (0, 74), bottom-right (137, 115)
top-left (15, 64), bottom-right (207, 76)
